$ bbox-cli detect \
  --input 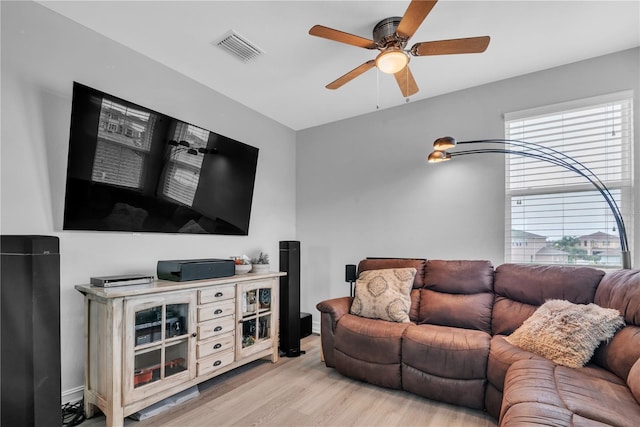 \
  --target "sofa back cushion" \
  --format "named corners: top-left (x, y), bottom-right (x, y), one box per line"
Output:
top-left (417, 260), bottom-right (494, 333)
top-left (492, 264), bottom-right (605, 336)
top-left (357, 258), bottom-right (426, 288)
top-left (592, 269), bottom-right (640, 382)
top-left (594, 270), bottom-right (640, 326)
top-left (357, 258), bottom-right (426, 321)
